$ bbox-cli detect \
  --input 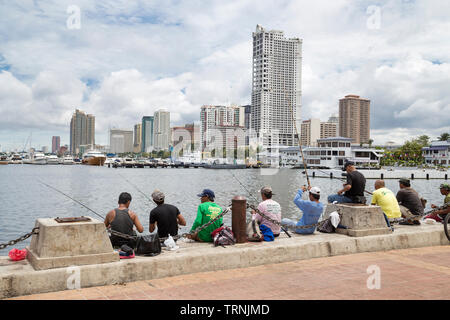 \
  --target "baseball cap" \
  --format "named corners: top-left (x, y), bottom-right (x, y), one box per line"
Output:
top-left (399, 178), bottom-right (410, 186)
top-left (439, 183), bottom-right (450, 190)
top-left (197, 188), bottom-right (215, 199)
top-left (260, 186), bottom-right (275, 195)
top-left (309, 187), bottom-right (321, 196)
top-left (343, 161), bottom-right (355, 171)
top-left (151, 190), bottom-right (165, 202)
